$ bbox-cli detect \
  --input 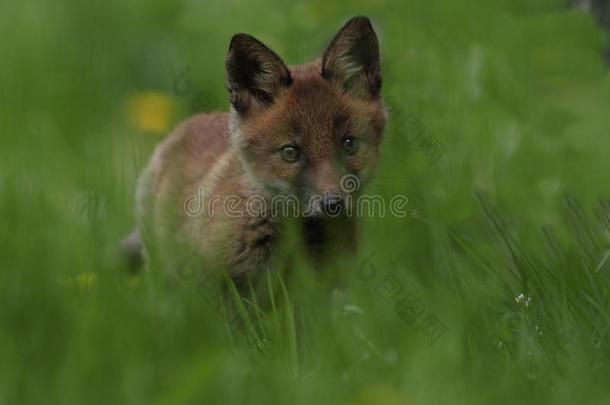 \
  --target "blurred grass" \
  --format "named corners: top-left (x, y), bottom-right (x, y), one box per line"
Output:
top-left (1, 0), bottom-right (610, 404)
